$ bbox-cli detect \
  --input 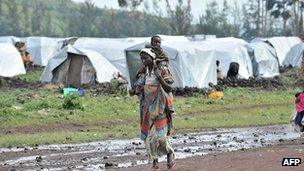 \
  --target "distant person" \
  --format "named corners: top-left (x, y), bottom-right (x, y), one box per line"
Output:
top-left (226, 62), bottom-right (240, 79)
top-left (109, 71), bottom-right (128, 96)
top-left (132, 48), bottom-right (175, 170)
top-left (206, 82), bottom-right (224, 100)
top-left (15, 42), bottom-right (32, 68)
top-left (293, 91), bottom-right (304, 132)
top-left (216, 60), bottom-right (224, 80)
